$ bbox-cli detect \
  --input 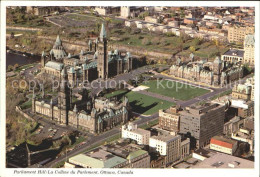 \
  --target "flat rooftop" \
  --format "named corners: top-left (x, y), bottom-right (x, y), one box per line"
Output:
top-left (211, 136), bottom-right (237, 145)
top-left (192, 153), bottom-right (254, 168)
top-left (223, 48), bottom-right (244, 58)
top-left (150, 134), bottom-right (180, 142)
